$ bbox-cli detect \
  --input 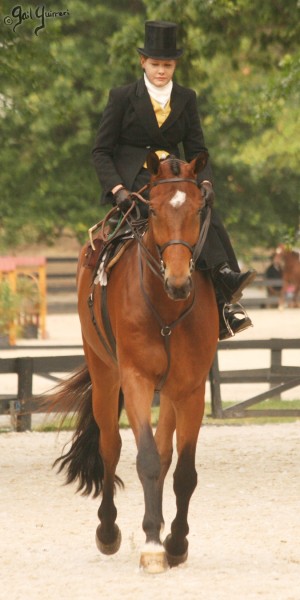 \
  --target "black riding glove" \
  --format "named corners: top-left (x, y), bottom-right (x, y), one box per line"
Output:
top-left (113, 187), bottom-right (132, 212)
top-left (200, 181), bottom-right (215, 207)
